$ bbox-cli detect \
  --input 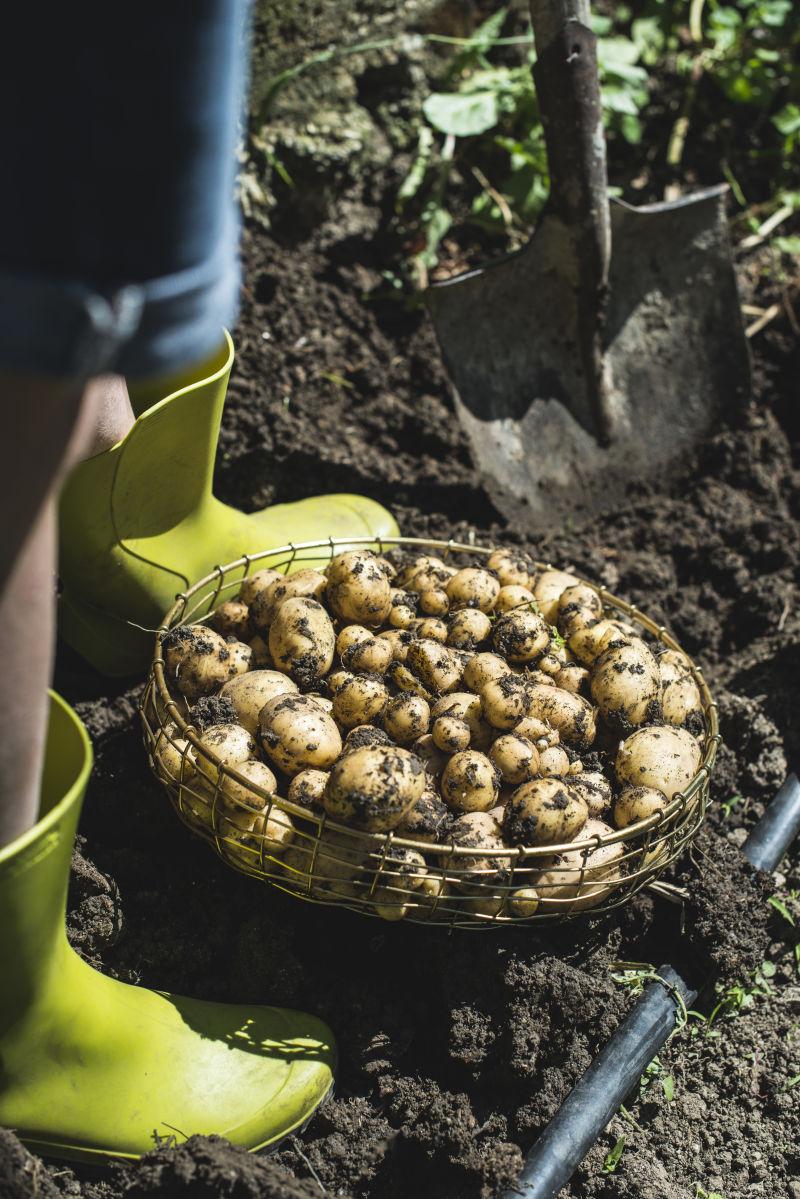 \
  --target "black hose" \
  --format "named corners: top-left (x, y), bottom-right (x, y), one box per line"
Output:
top-left (504, 776), bottom-right (800, 1199)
